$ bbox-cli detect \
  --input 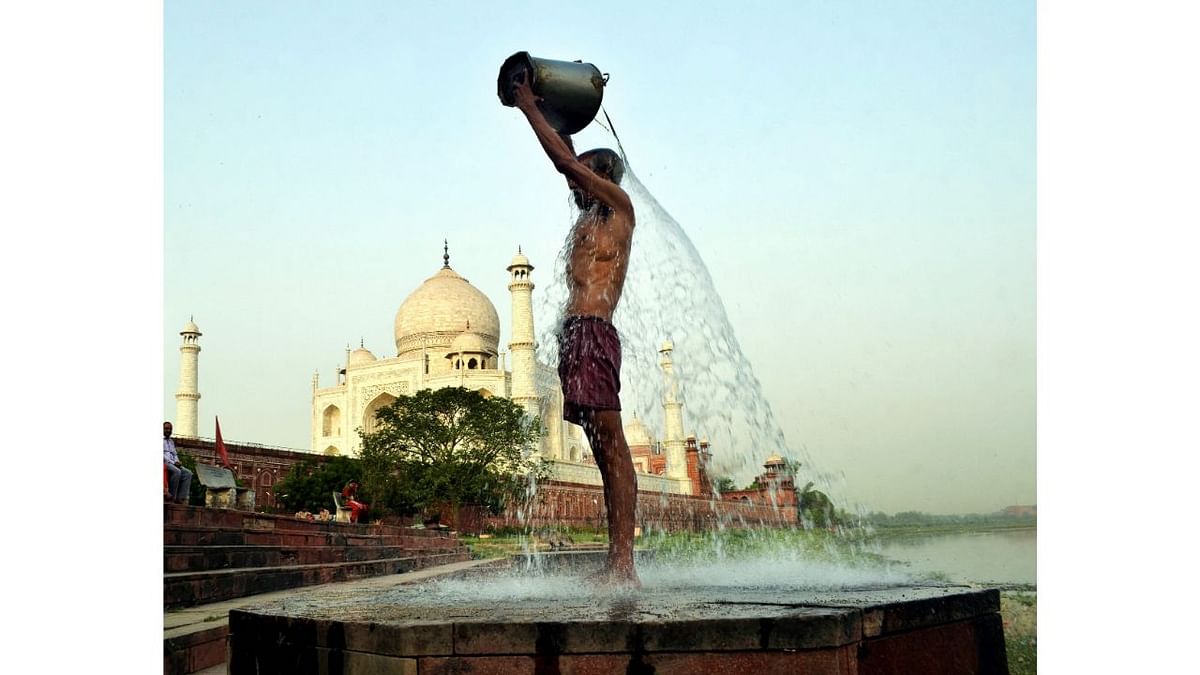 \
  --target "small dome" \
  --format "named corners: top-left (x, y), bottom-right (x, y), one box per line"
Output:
top-left (624, 415), bottom-right (654, 447)
top-left (764, 453), bottom-right (786, 466)
top-left (181, 319), bottom-right (201, 335)
top-left (348, 347), bottom-right (376, 366)
top-left (447, 328), bottom-right (489, 356)
top-left (507, 249), bottom-right (532, 271)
